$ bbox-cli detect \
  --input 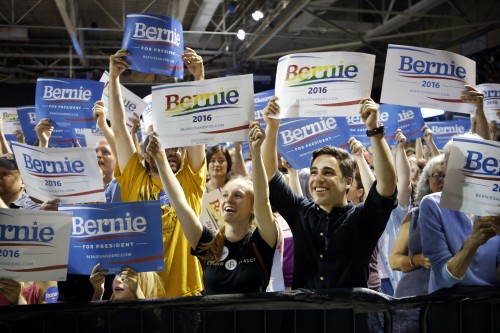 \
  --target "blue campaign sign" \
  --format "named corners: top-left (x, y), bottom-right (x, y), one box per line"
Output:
top-left (35, 78), bottom-right (104, 129)
top-left (380, 104), bottom-right (425, 145)
top-left (345, 114), bottom-right (371, 147)
top-left (60, 201), bottom-right (164, 275)
top-left (122, 14), bottom-right (184, 79)
top-left (48, 125), bottom-right (78, 148)
top-left (277, 117), bottom-right (352, 169)
top-left (16, 106), bottom-right (38, 145)
top-left (426, 119), bottom-right (471, 149)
